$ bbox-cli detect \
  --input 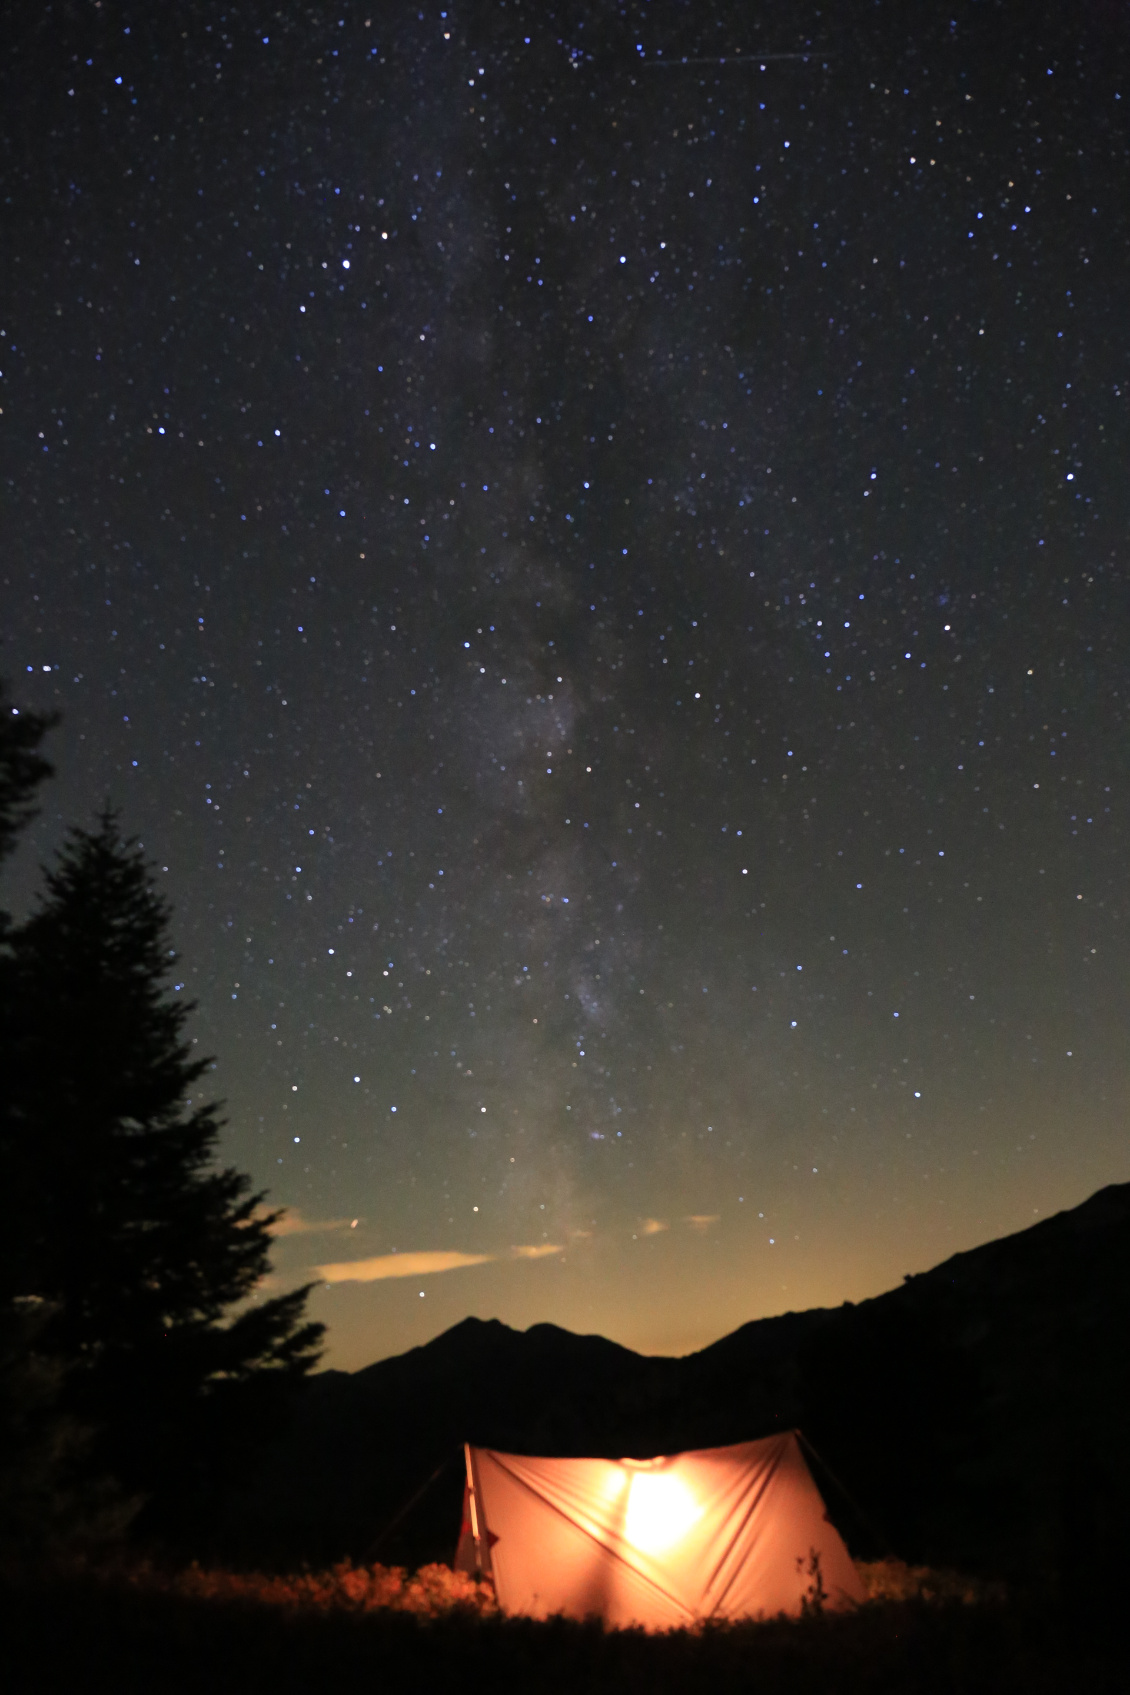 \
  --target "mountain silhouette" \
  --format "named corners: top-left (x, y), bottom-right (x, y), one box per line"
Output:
top-left (222, 1183), bottom-right (1130, 1586)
